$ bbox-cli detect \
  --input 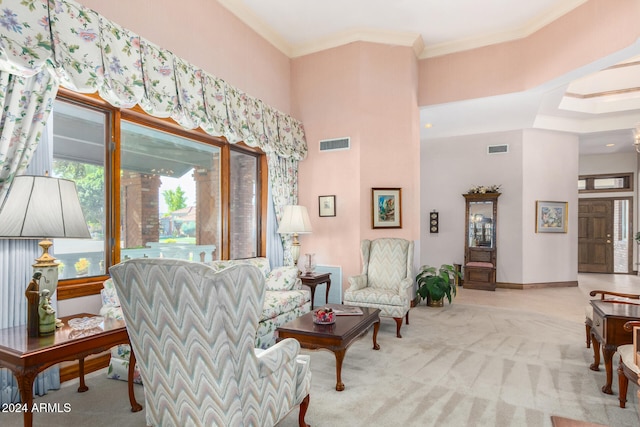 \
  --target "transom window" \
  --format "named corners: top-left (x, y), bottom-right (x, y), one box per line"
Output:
top-left (578, 173), bottom-right (633, 193)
